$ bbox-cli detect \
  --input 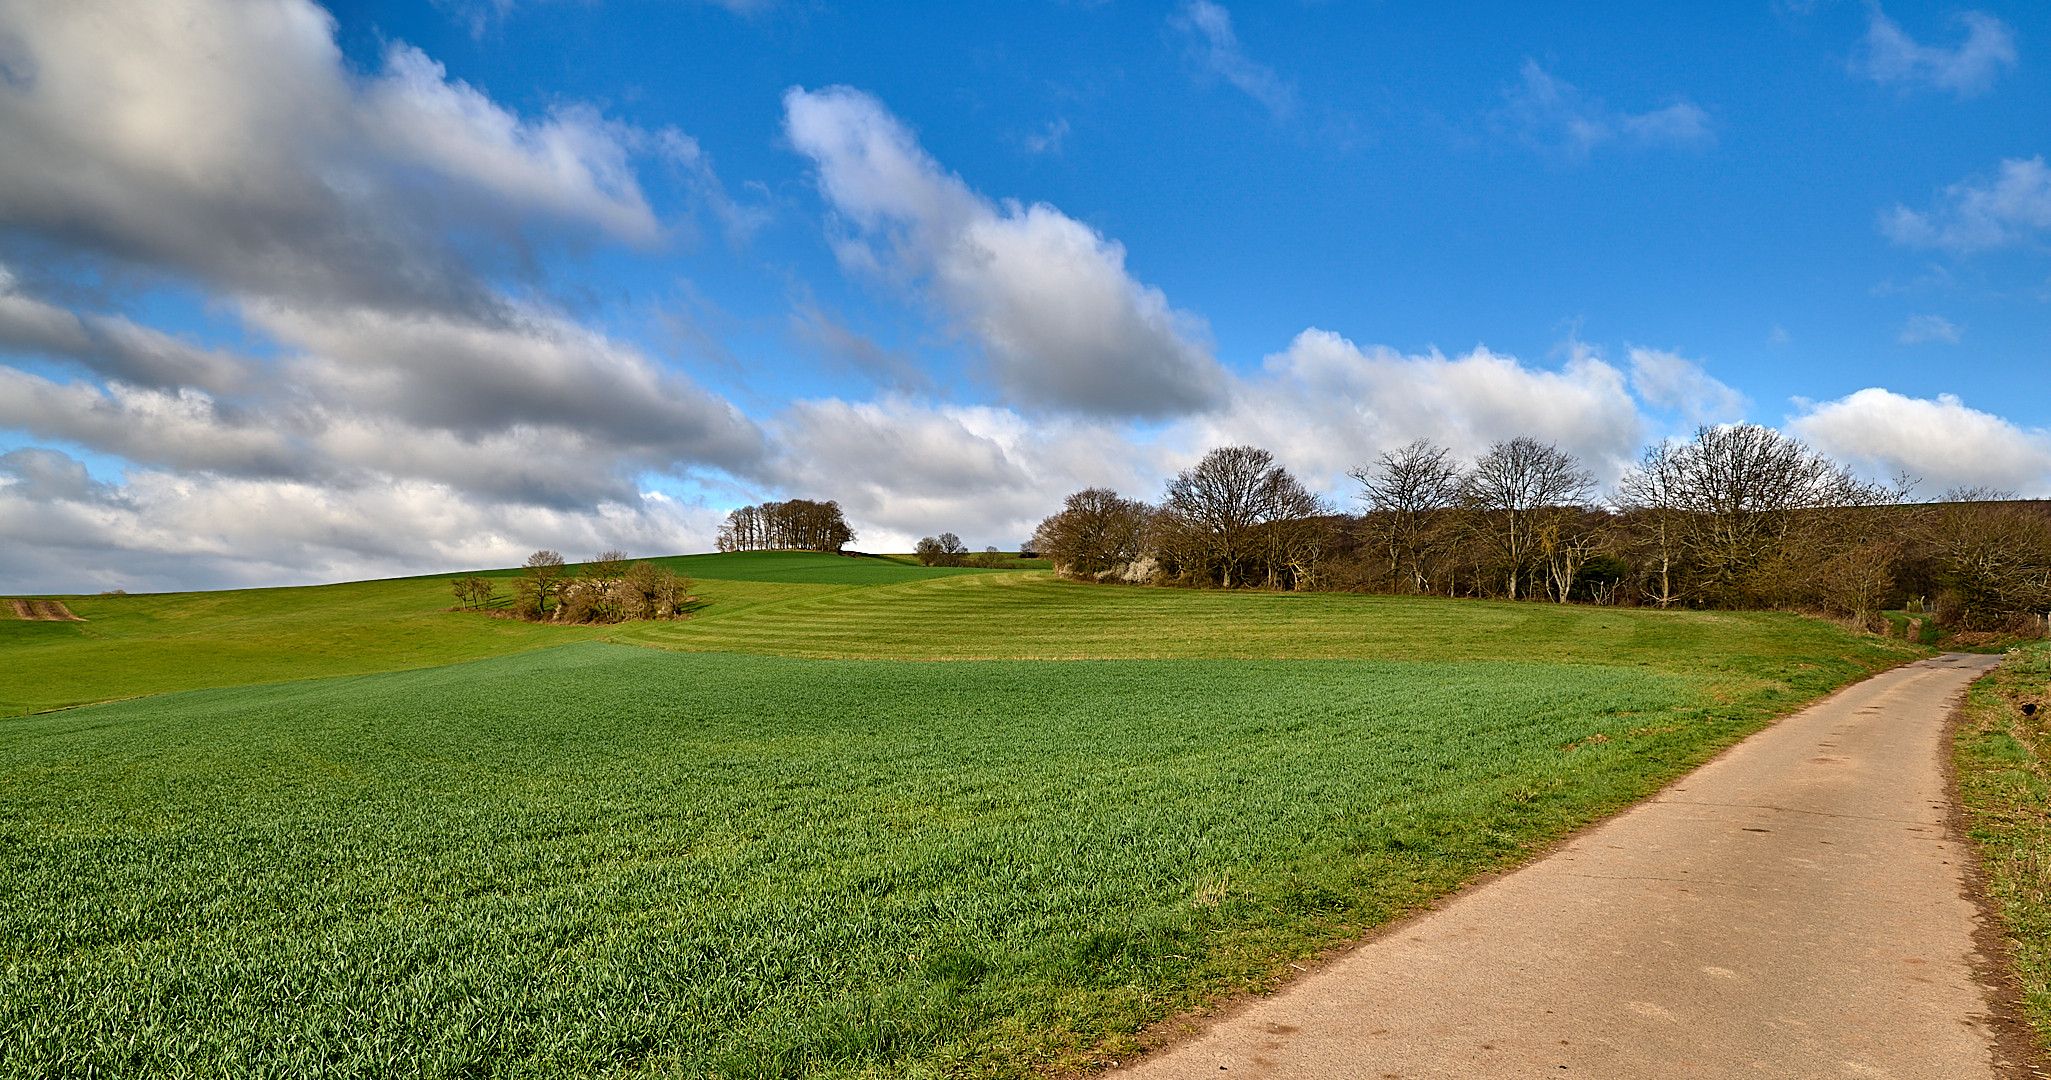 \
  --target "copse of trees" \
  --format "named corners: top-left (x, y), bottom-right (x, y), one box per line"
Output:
top-left (717, 499), bottom-right (855, 554)
top-left (504, 549), bottom-right (693, 624)
top-left (1031, 426), bottom-right (2051, 631)
top-left (1028, 488), bottom-right (1153, 577)
top-left (914, 533), bottom-right (1013, 568)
